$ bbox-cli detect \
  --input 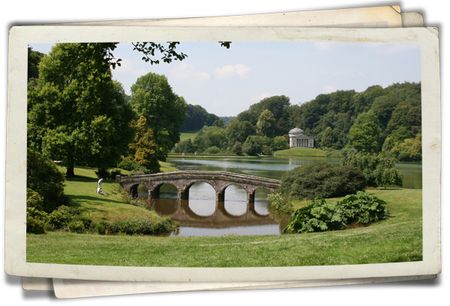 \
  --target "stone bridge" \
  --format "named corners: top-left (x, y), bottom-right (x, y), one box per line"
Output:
top-left (116, 170), bottom-right (281, 209)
